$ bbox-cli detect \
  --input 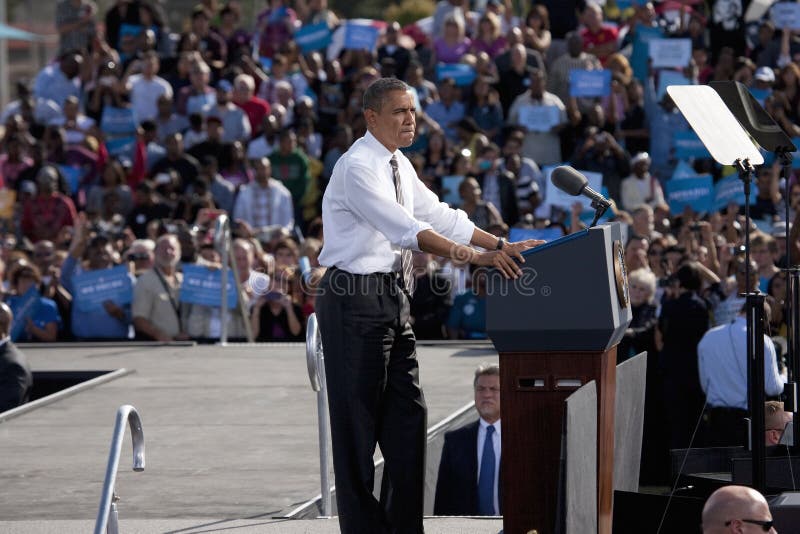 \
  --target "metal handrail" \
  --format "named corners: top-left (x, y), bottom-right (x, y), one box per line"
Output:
top-left (306, 313), bottom-right (332, 516)
top-left (214, 214), bottom-right (254, 344)
top-left (94, 405), bottom-right (145, 534)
